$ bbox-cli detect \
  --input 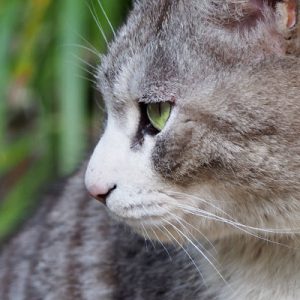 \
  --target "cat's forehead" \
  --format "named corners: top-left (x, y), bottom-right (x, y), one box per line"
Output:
top-left (97, 1), bottom-right (229, 105)
top-left (96, 0), bottom-right (289, 108)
